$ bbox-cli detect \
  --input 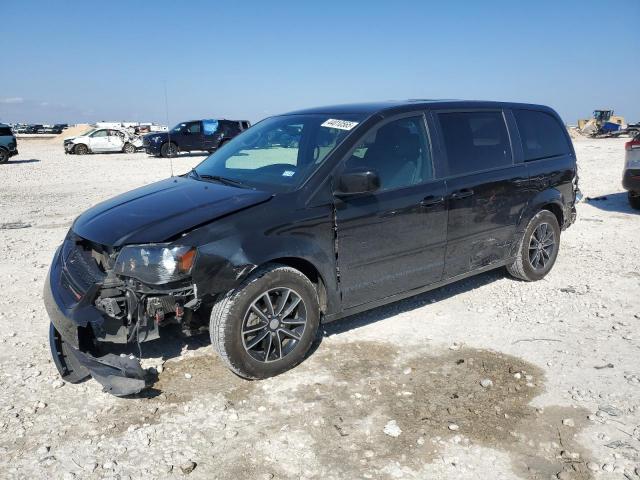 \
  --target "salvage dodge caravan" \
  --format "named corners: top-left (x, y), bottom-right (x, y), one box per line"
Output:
top-left (45, 100), bottom-right (579, 395)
